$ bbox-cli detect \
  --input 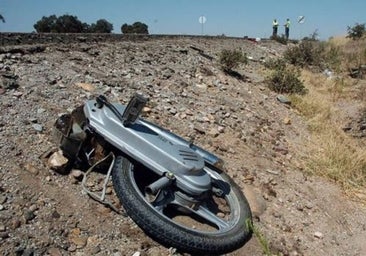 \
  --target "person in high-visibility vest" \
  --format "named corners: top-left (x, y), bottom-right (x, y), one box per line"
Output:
top-left (284, 18), bottom-right (291, 39)
top-left (272, 19), bottom-right (279, 38)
